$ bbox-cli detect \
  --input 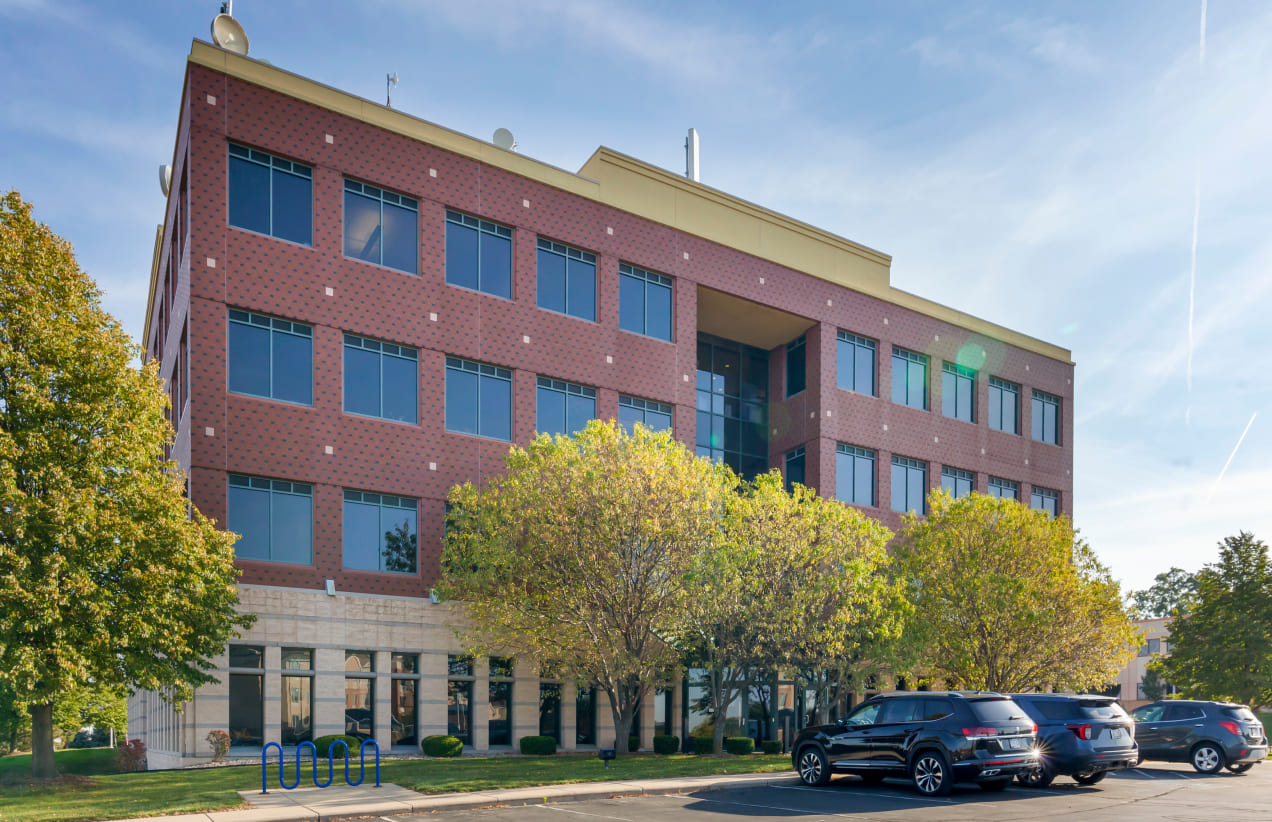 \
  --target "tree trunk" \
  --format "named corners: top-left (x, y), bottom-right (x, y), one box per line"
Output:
top-left (610, 705), bottom-right (632, 754)
top-left (30, 702), bottom-right (58, 780)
